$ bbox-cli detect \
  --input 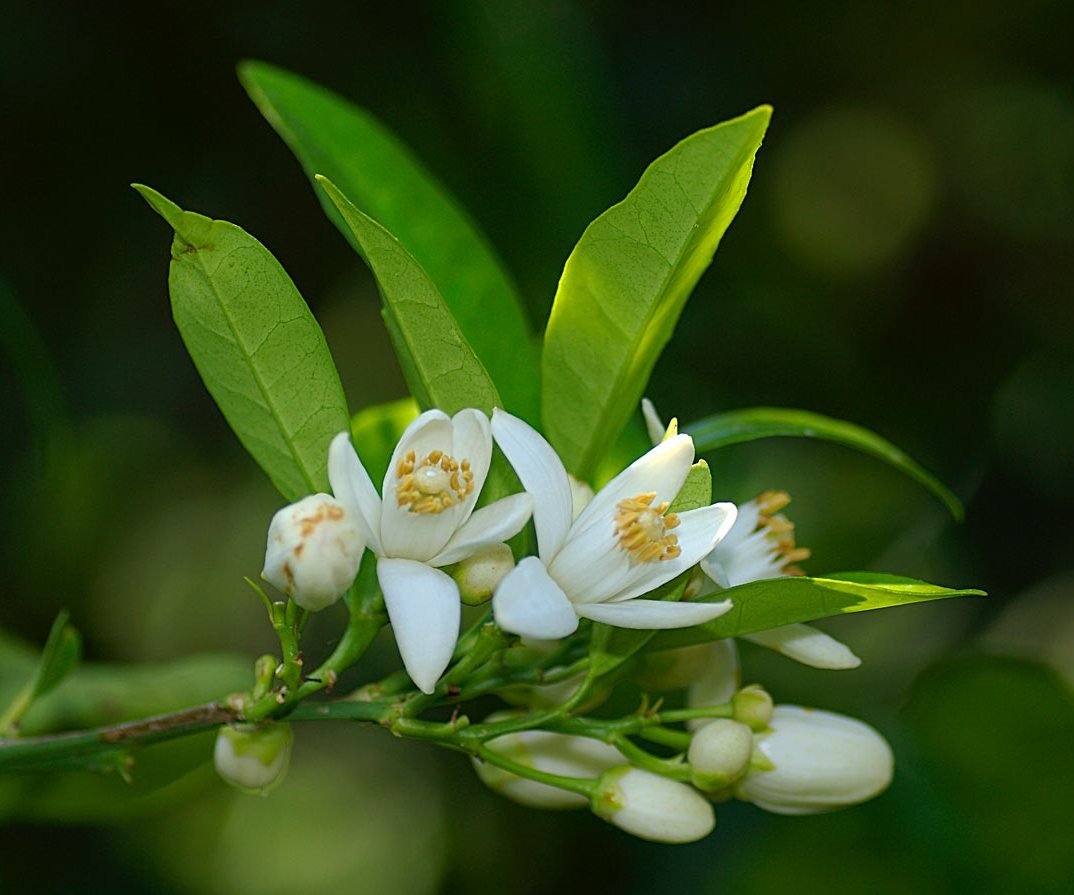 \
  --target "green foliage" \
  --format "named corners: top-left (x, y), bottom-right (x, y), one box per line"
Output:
top-left (239, 61), bottom-right (540, 421)
top-left (686, 406), bottom-right (963, 519)
top-left (542, 107), bottom-right (772, 480)
top-left (134, 185), bottom-right (350, 501)
top-left (651, 572), bottom-right (986, 649)
top-left (317, 177), bottom-right (501, 415)
top-left (0, 612), bottom-right (81, 736)
top-left (350, 397), bottom-right (420, 485)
